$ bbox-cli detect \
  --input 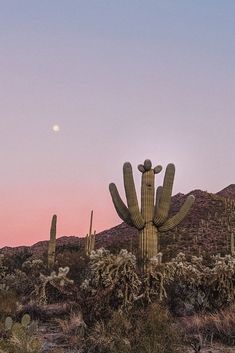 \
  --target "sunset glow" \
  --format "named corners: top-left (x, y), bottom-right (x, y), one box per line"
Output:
top-left (0, 1), bottom-right (235, 247)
